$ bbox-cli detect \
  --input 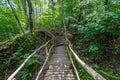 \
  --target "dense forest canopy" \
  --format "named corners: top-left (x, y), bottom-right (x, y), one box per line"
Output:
top-left (1, 0), bottom-right (120, 38)
top-left (0, 0), bottom-right (120, 80)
